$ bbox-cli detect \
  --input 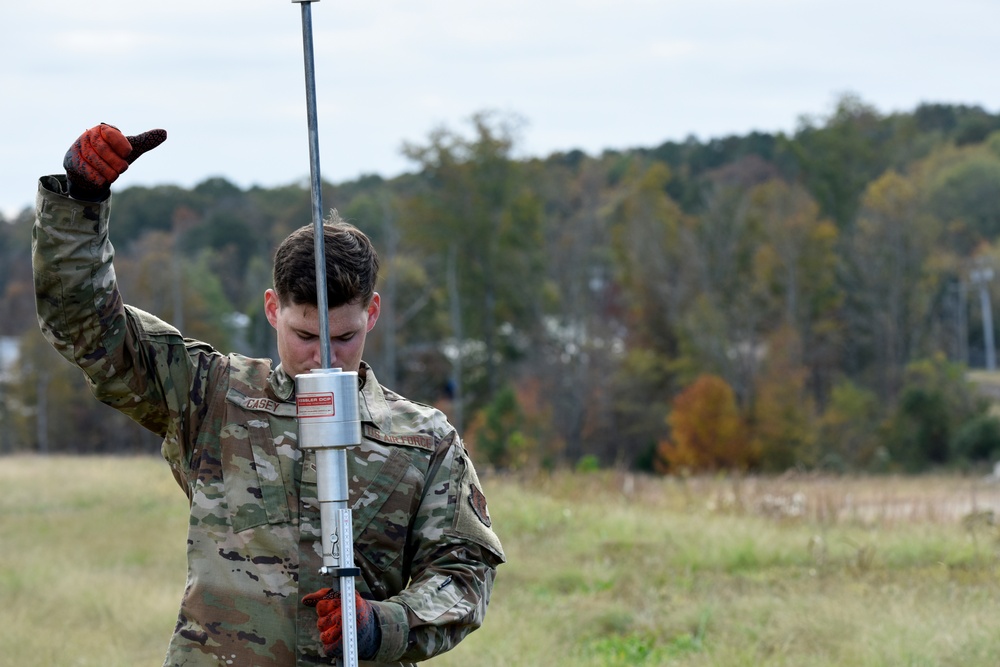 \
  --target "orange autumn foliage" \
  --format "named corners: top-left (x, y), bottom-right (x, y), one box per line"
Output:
top-left (656, 374), bottom-right (754, 473)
